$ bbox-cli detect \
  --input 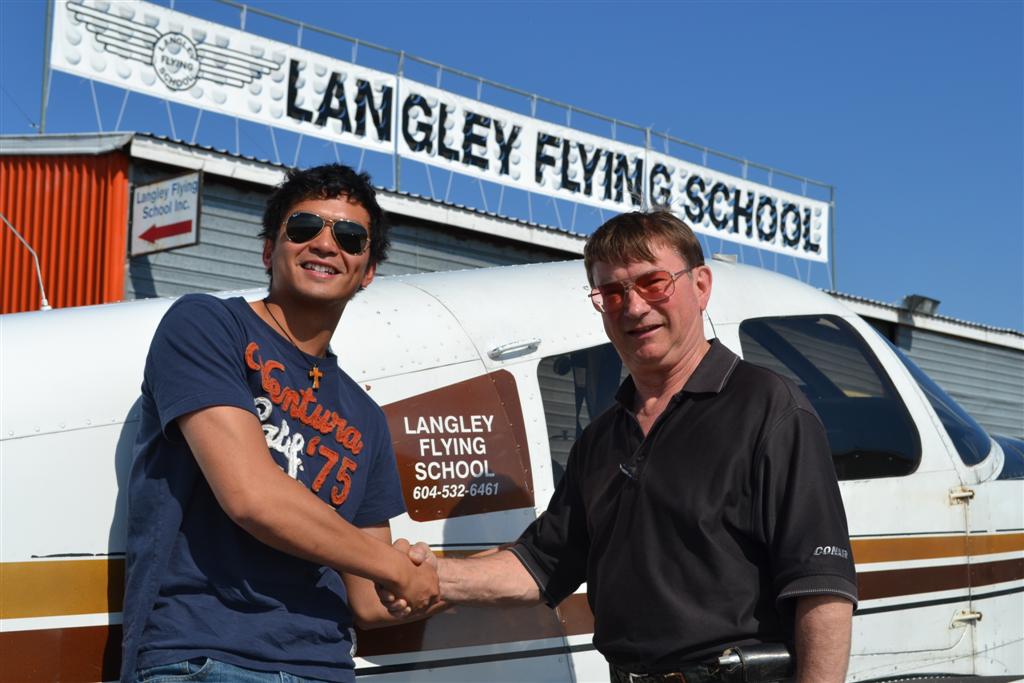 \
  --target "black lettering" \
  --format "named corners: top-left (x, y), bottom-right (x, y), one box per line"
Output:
top-left (781, 203), bottom-right (802, 247)
top-left (757, 197), bottom-right (778, 241)
top-left (438, 105), bottom-right (459, 162)
top-left (802, 207), bottom-right (821, 253)
top-left (462, 112), bottom-right (489, 170)
top-left (684, 175), bottom-right (706, 223)
top-left (535, 133), bottom-right (559, 184)
top-left (733, 190), bottom-right (756, 237)
top-left (602, 150), bottom-right (614, 200)
top-left (611, 154), bottom-right (643, 205)
top-left (709, 182), bottom-right (730, 230)
top-left (286, 59), bottom-right (313, 123)
top-left (561, 139), bottom-right (580, 193)
top-left (578, 144), bottom-right (601, 196)
top-left (649, 163), bottom-right (672, 208)
top-left (401, 95), bottom-right (432, 153)
top-left (494, 121), bottom-right (521, 176)
top-left (314, 71), bottom-right (352, 131)
top-left (355, 80), bottom-right (392, 141)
